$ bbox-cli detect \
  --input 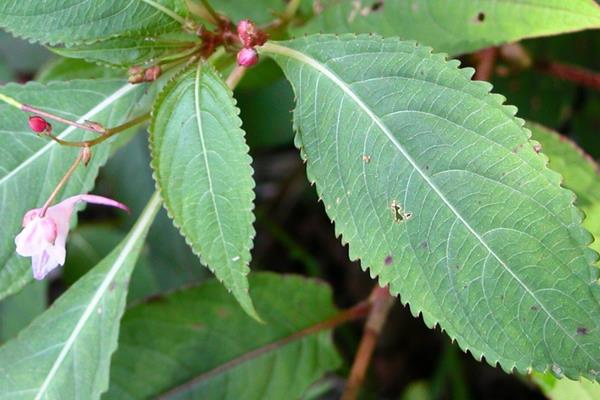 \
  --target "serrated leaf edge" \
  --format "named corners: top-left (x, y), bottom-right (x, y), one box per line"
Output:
top-left (148, 61), bottom-right (259, 320)
top-left (262, 33), bottom-right (600, 381)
